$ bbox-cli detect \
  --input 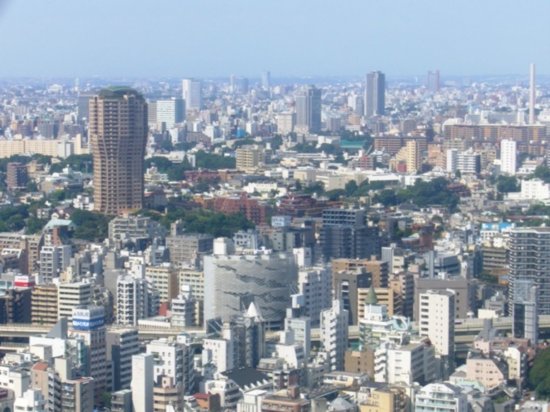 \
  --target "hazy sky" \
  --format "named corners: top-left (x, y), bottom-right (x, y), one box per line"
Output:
top-left (0, 0), bottom-right (548, 78)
